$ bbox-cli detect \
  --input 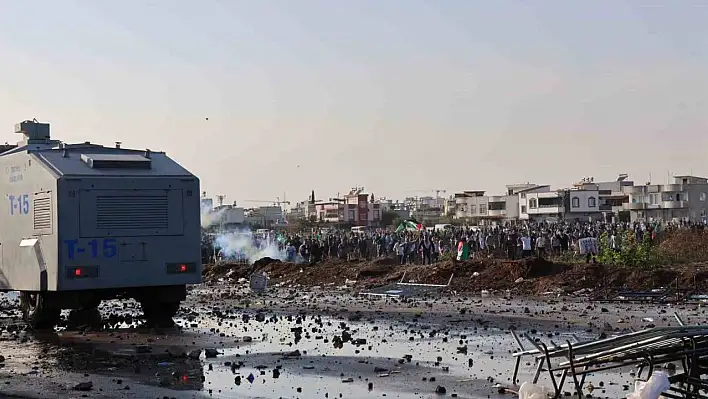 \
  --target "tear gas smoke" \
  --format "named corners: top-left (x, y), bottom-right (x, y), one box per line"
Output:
top-left (201, 205), bottom-right (224, 229)
top-left (214, 230), bottom-right (291, 264)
